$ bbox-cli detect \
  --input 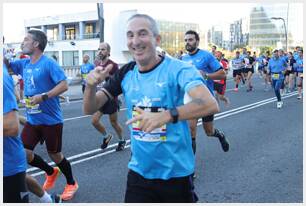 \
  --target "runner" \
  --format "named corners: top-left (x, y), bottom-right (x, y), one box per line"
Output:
top-left (91, 42), bottom-right (126, 151)
top-left (231, 51), bottom-right (245, 92)
top-left (263, 51), bottom-right (272, 91)
top-left (284, 52), bottom-right (296, 93)
top-left (268, 50), bottom-right (288, 108)
top-left (3, 63), bottom-right (28, 203)
top-left (83, 14), bottom-right (219, 203)
top-left (8, 29), bottom-right (78, 201)
top-left (240, 48), bottom-right (248, 84)
top-left (295, 50), bottom-right (303, 99)
top-left (182, 30), bottom-right (230, 155)
top-left (213, 51), bottom-right (230, 106)
top-left (243, 51), bottom-right (256, 92)
top-left (80, 54), bottom-right (95, 94)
